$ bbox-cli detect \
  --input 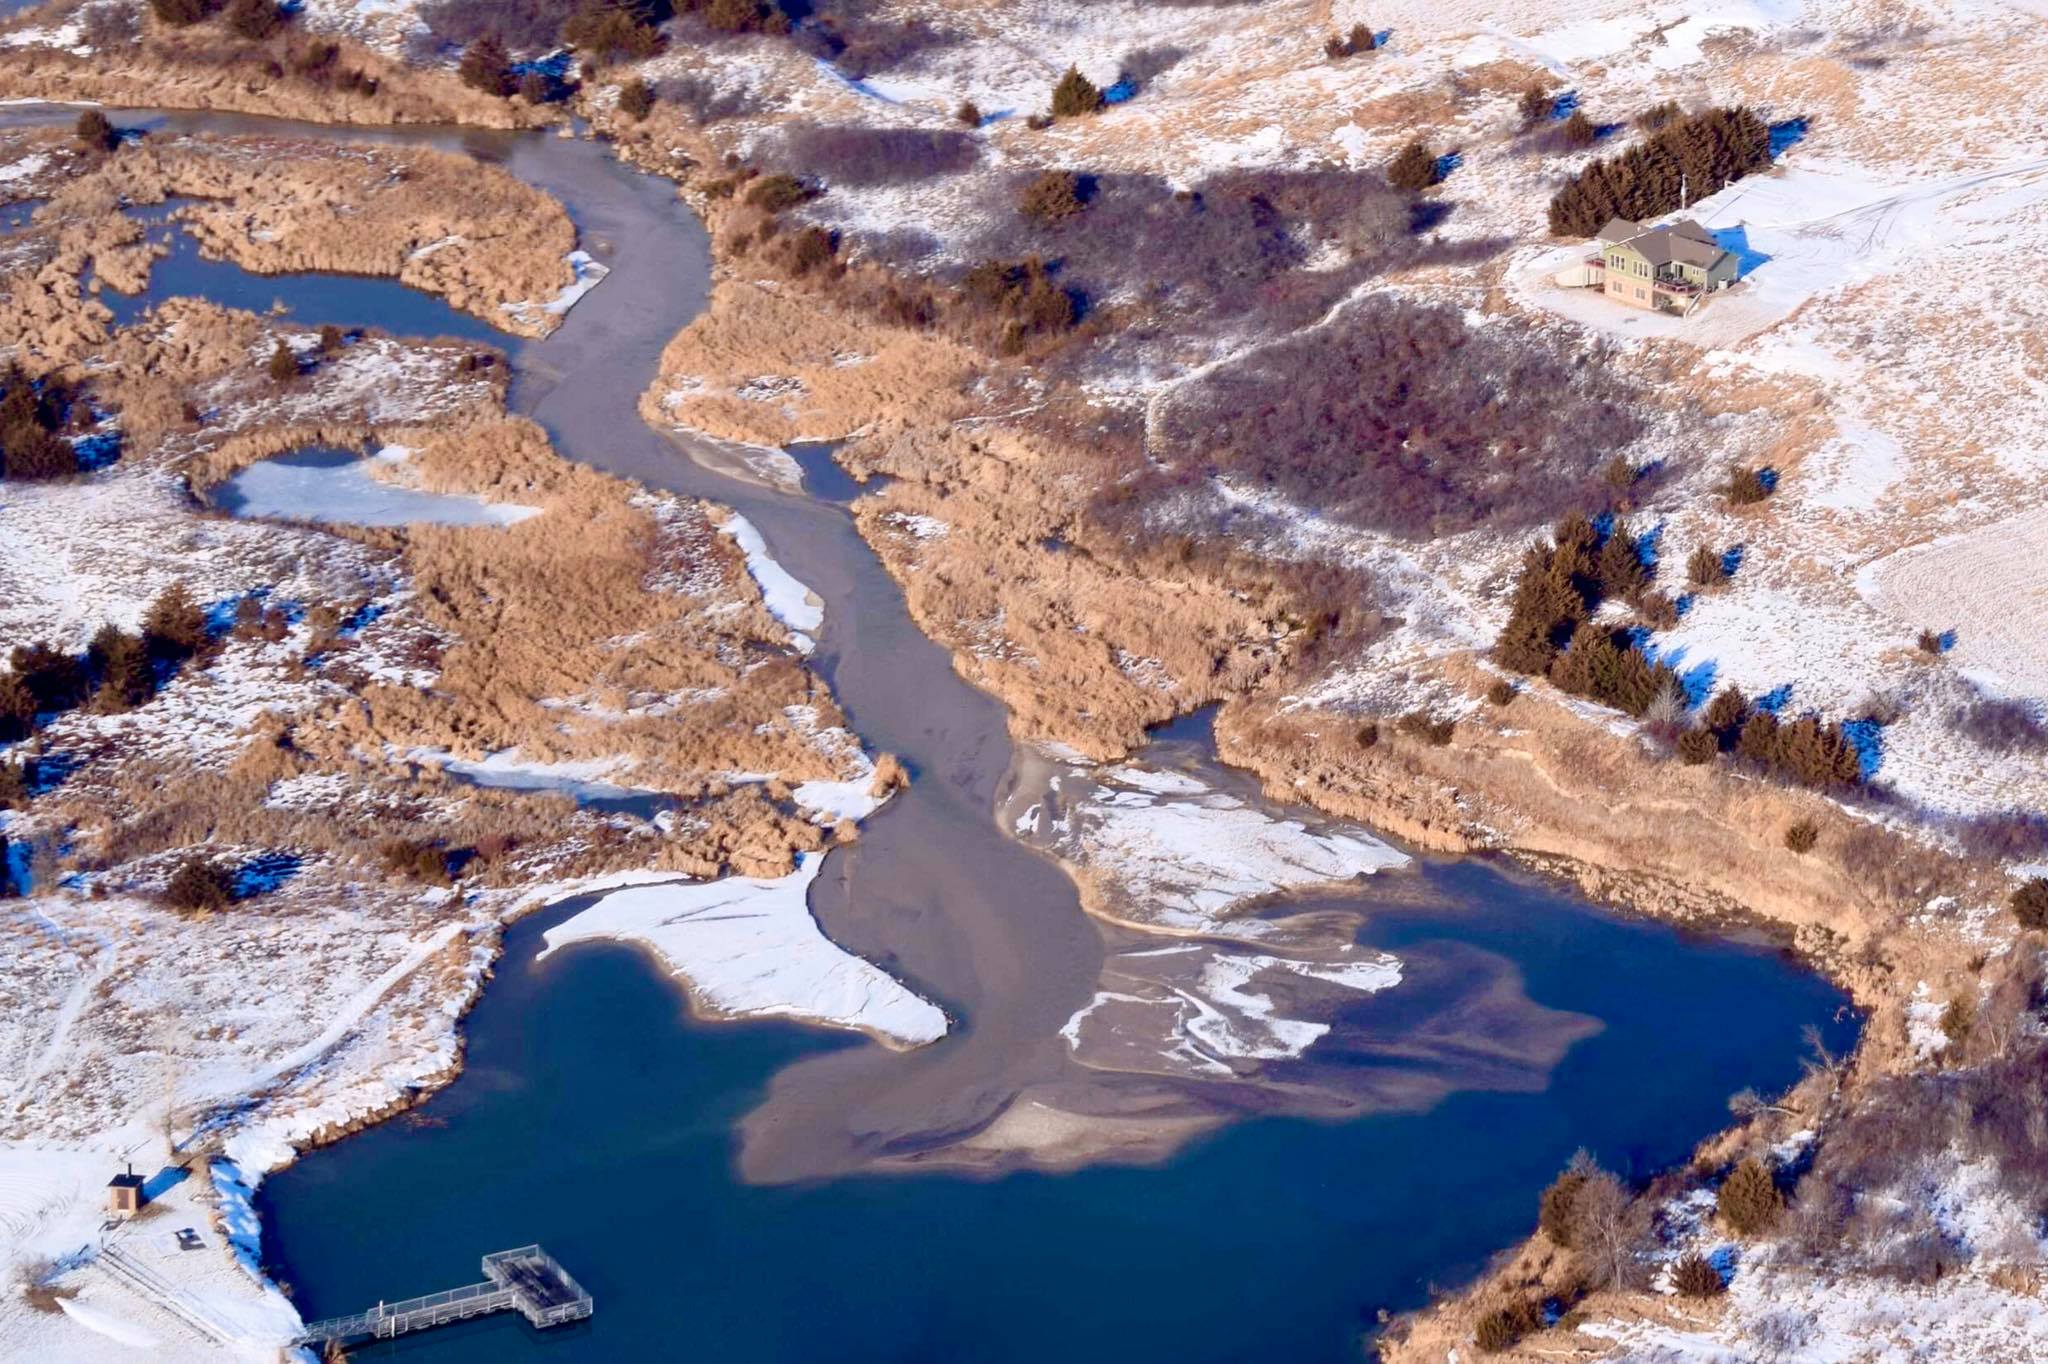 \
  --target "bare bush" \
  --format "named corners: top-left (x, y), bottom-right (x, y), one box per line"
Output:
top-left (1954, 695), bottom-right (2048, 753)
top-left (421, 0), bottom-right (584, 50)
top-left (1784, 818), bottom-right (1818, 854)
